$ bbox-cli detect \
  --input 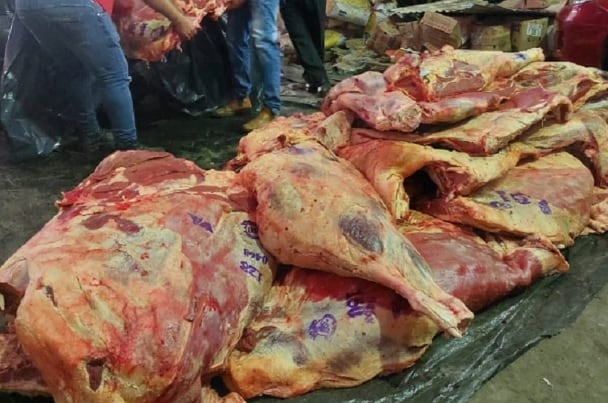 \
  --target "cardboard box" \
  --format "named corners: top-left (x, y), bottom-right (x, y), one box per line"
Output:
top-left (471, 23), bottom-right (511, 52)
top-left (397, 21), bottom-right (422, 51)
top-left (367, 20), bottom-right (402, 55)
top-left (326, 0), bottom-right (372, 27)
top-left (511, 17), bottom-right (548, 51)
top-left (419, 11), bottom-right (472, 50)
